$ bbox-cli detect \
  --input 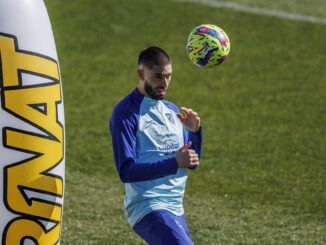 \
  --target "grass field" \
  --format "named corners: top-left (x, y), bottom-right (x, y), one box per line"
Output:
top-left (44, 0), bottom-right (326, 244)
